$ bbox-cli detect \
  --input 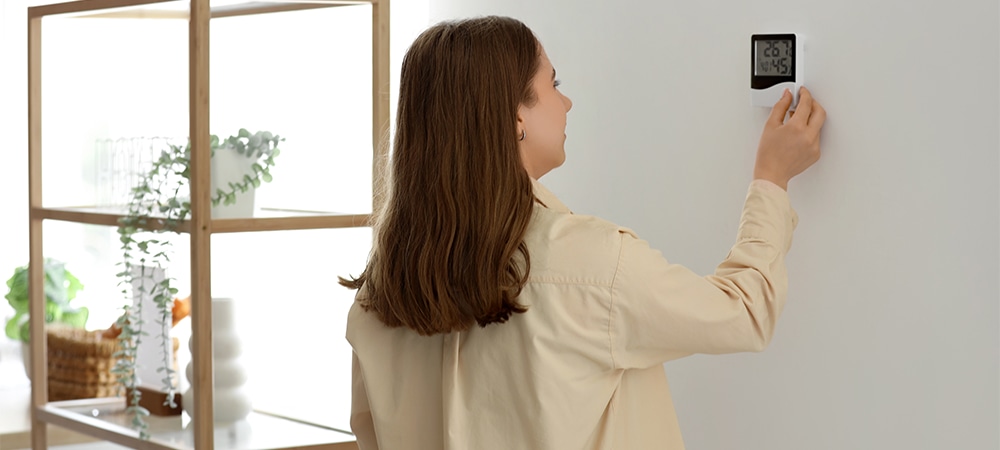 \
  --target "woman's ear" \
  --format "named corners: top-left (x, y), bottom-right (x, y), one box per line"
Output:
top-left (516, 104), bottom-right (536, 177)
top-left (516, 105), bottom-right (527, 136)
